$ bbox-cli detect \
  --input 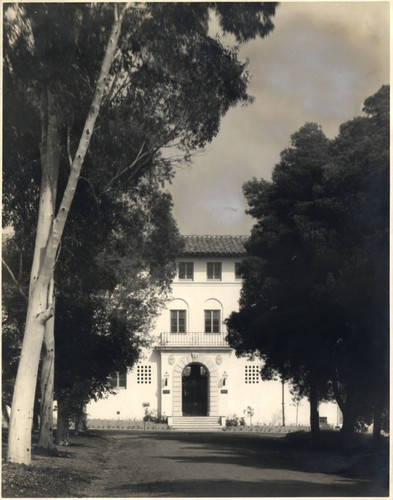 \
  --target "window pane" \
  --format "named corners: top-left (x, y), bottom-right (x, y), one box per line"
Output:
top-left (204, 310), bottom-right (211, 333)
top-left (170, 311), bottom-right (177, 333)
top-left (205, 310), bottom-right (220, 333)
top-left (208, 262), bottom-right (222, 279)
top-left (186, 262), bottom-right (193, 279)
top-left (213, 310), bottom-right (220, 332)
top-left (179, 310), bottom-right (186, 333)
top-left (171, 310), bottom-right (186, 333)
top-left (178, 262), bottom-right (186, 279)
top-left (179, 262), bottom-right (193, 279)
top-left (118, 372), bottom-right (127, 388)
